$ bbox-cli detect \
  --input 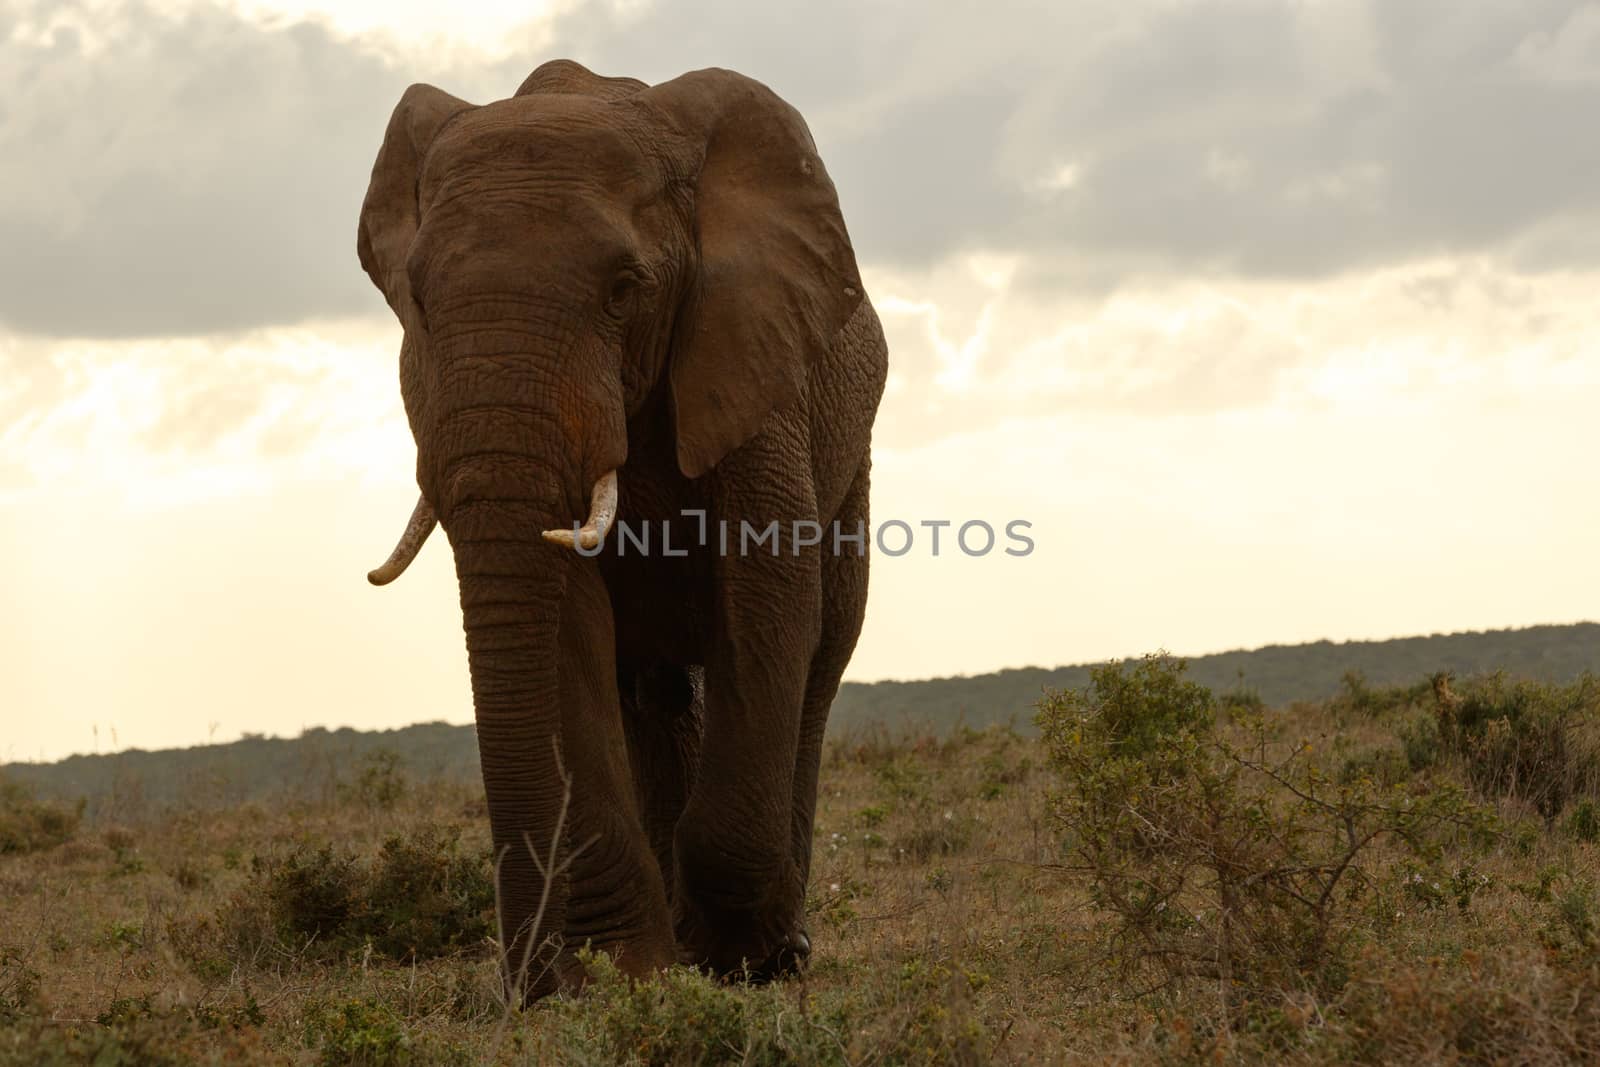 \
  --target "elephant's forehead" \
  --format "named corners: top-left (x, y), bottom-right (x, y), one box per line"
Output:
top-left (424, 97), bottom-right (658, 192)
